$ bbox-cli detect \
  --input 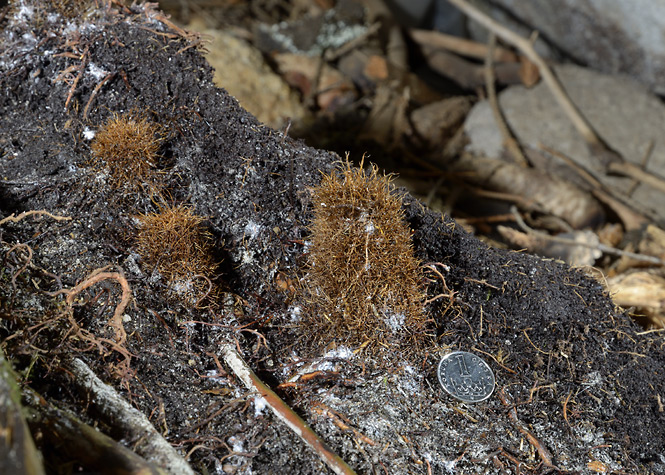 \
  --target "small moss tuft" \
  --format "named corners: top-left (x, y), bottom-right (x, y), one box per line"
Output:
top-left (302, 158), bottom-right (428, 354)
top-left (49, 0), bottom-right (96, 18)
top-left (90, 112), bottom-right (162, 194)
top-left (136, 204), bottom-right (217, 305)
